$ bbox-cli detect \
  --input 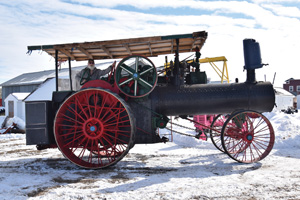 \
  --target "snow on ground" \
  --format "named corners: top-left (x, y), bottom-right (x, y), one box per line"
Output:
top-left (0, 116), bottom-right (5, 126)
top-left (0, 116), bottom-right (26, 134)
top-left (0, 111), bottom-right (300, 200)
top-left (5, 116), bottom-right (26, 130)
